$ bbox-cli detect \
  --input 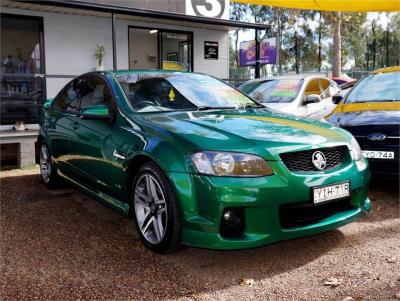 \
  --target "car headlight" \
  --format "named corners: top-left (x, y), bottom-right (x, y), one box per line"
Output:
top-left (350, 136), bottom-right (362, 161)
top-left (191, 151), bottom-right (273, 177)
